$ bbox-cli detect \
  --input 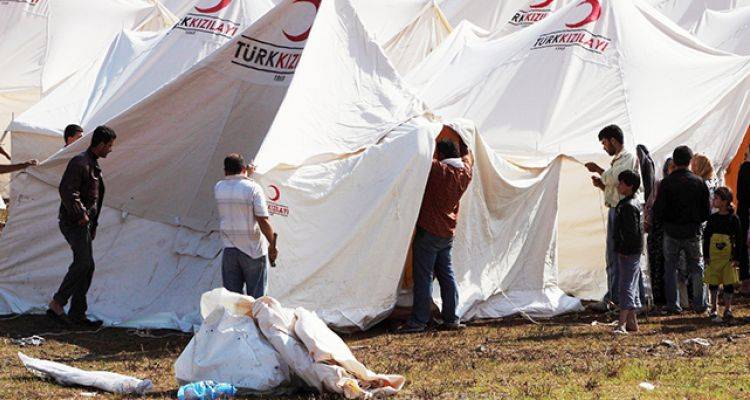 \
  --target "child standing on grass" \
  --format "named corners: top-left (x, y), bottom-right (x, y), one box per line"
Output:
top-left (703, 186), bottom-right (741, 323)
top-left (613, 170), bottom-right (643, 335)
